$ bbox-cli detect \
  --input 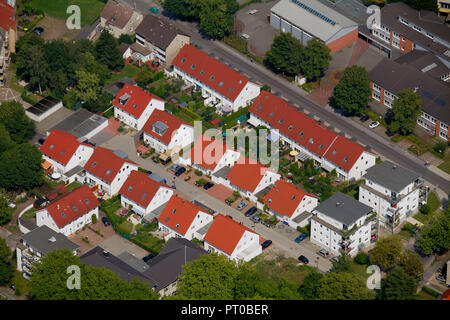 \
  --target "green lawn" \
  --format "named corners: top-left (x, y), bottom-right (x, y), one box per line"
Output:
top-left (438, 152), bottom-right (450, 174)
top-left (30, 0), bottom-right (106, 26)
top-left (427, 192), bottom-right (441, 213)
top-left (65, 181), bottom-right (82, 192)
top-left (22, 208), bottom-right (36, 219)
top-left (10, 270), bottom-right (29, 297)
top-left (105, 65), bottom-right (139, 85)
top-left (418, 290), bottom-right (437, 300)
